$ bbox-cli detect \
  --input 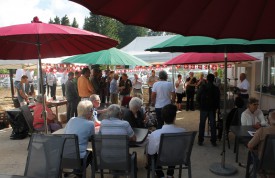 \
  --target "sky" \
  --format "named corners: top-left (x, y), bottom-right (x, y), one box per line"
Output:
top-left (0, 0), bottom-right (90, 28)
